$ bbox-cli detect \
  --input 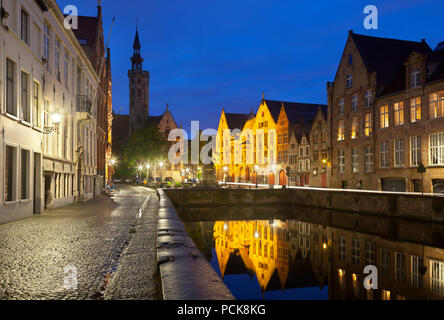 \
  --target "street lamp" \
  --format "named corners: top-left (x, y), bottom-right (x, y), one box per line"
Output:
top-left (146, 164), bottom-right (151, 183)
top-left (159, 161), bottom-right (164, 187)
top-left (223, 166), bottom-right (228, 187)
top-left (43, 112), bottom-right (62, 134)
